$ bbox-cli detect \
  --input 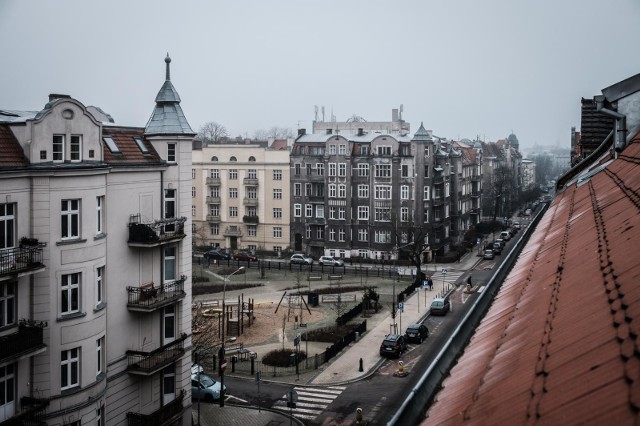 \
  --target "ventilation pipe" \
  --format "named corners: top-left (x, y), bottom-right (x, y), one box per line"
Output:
top-left (595, 95), bottom-right (627, 153)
